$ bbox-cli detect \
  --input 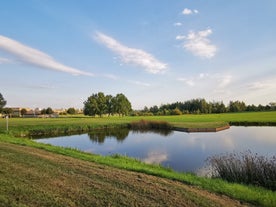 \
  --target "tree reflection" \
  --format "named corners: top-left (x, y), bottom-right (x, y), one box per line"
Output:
top-left (88, 128), bottom-right (173, 144)
top-left (88, 128), bottom-right (130, 144)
